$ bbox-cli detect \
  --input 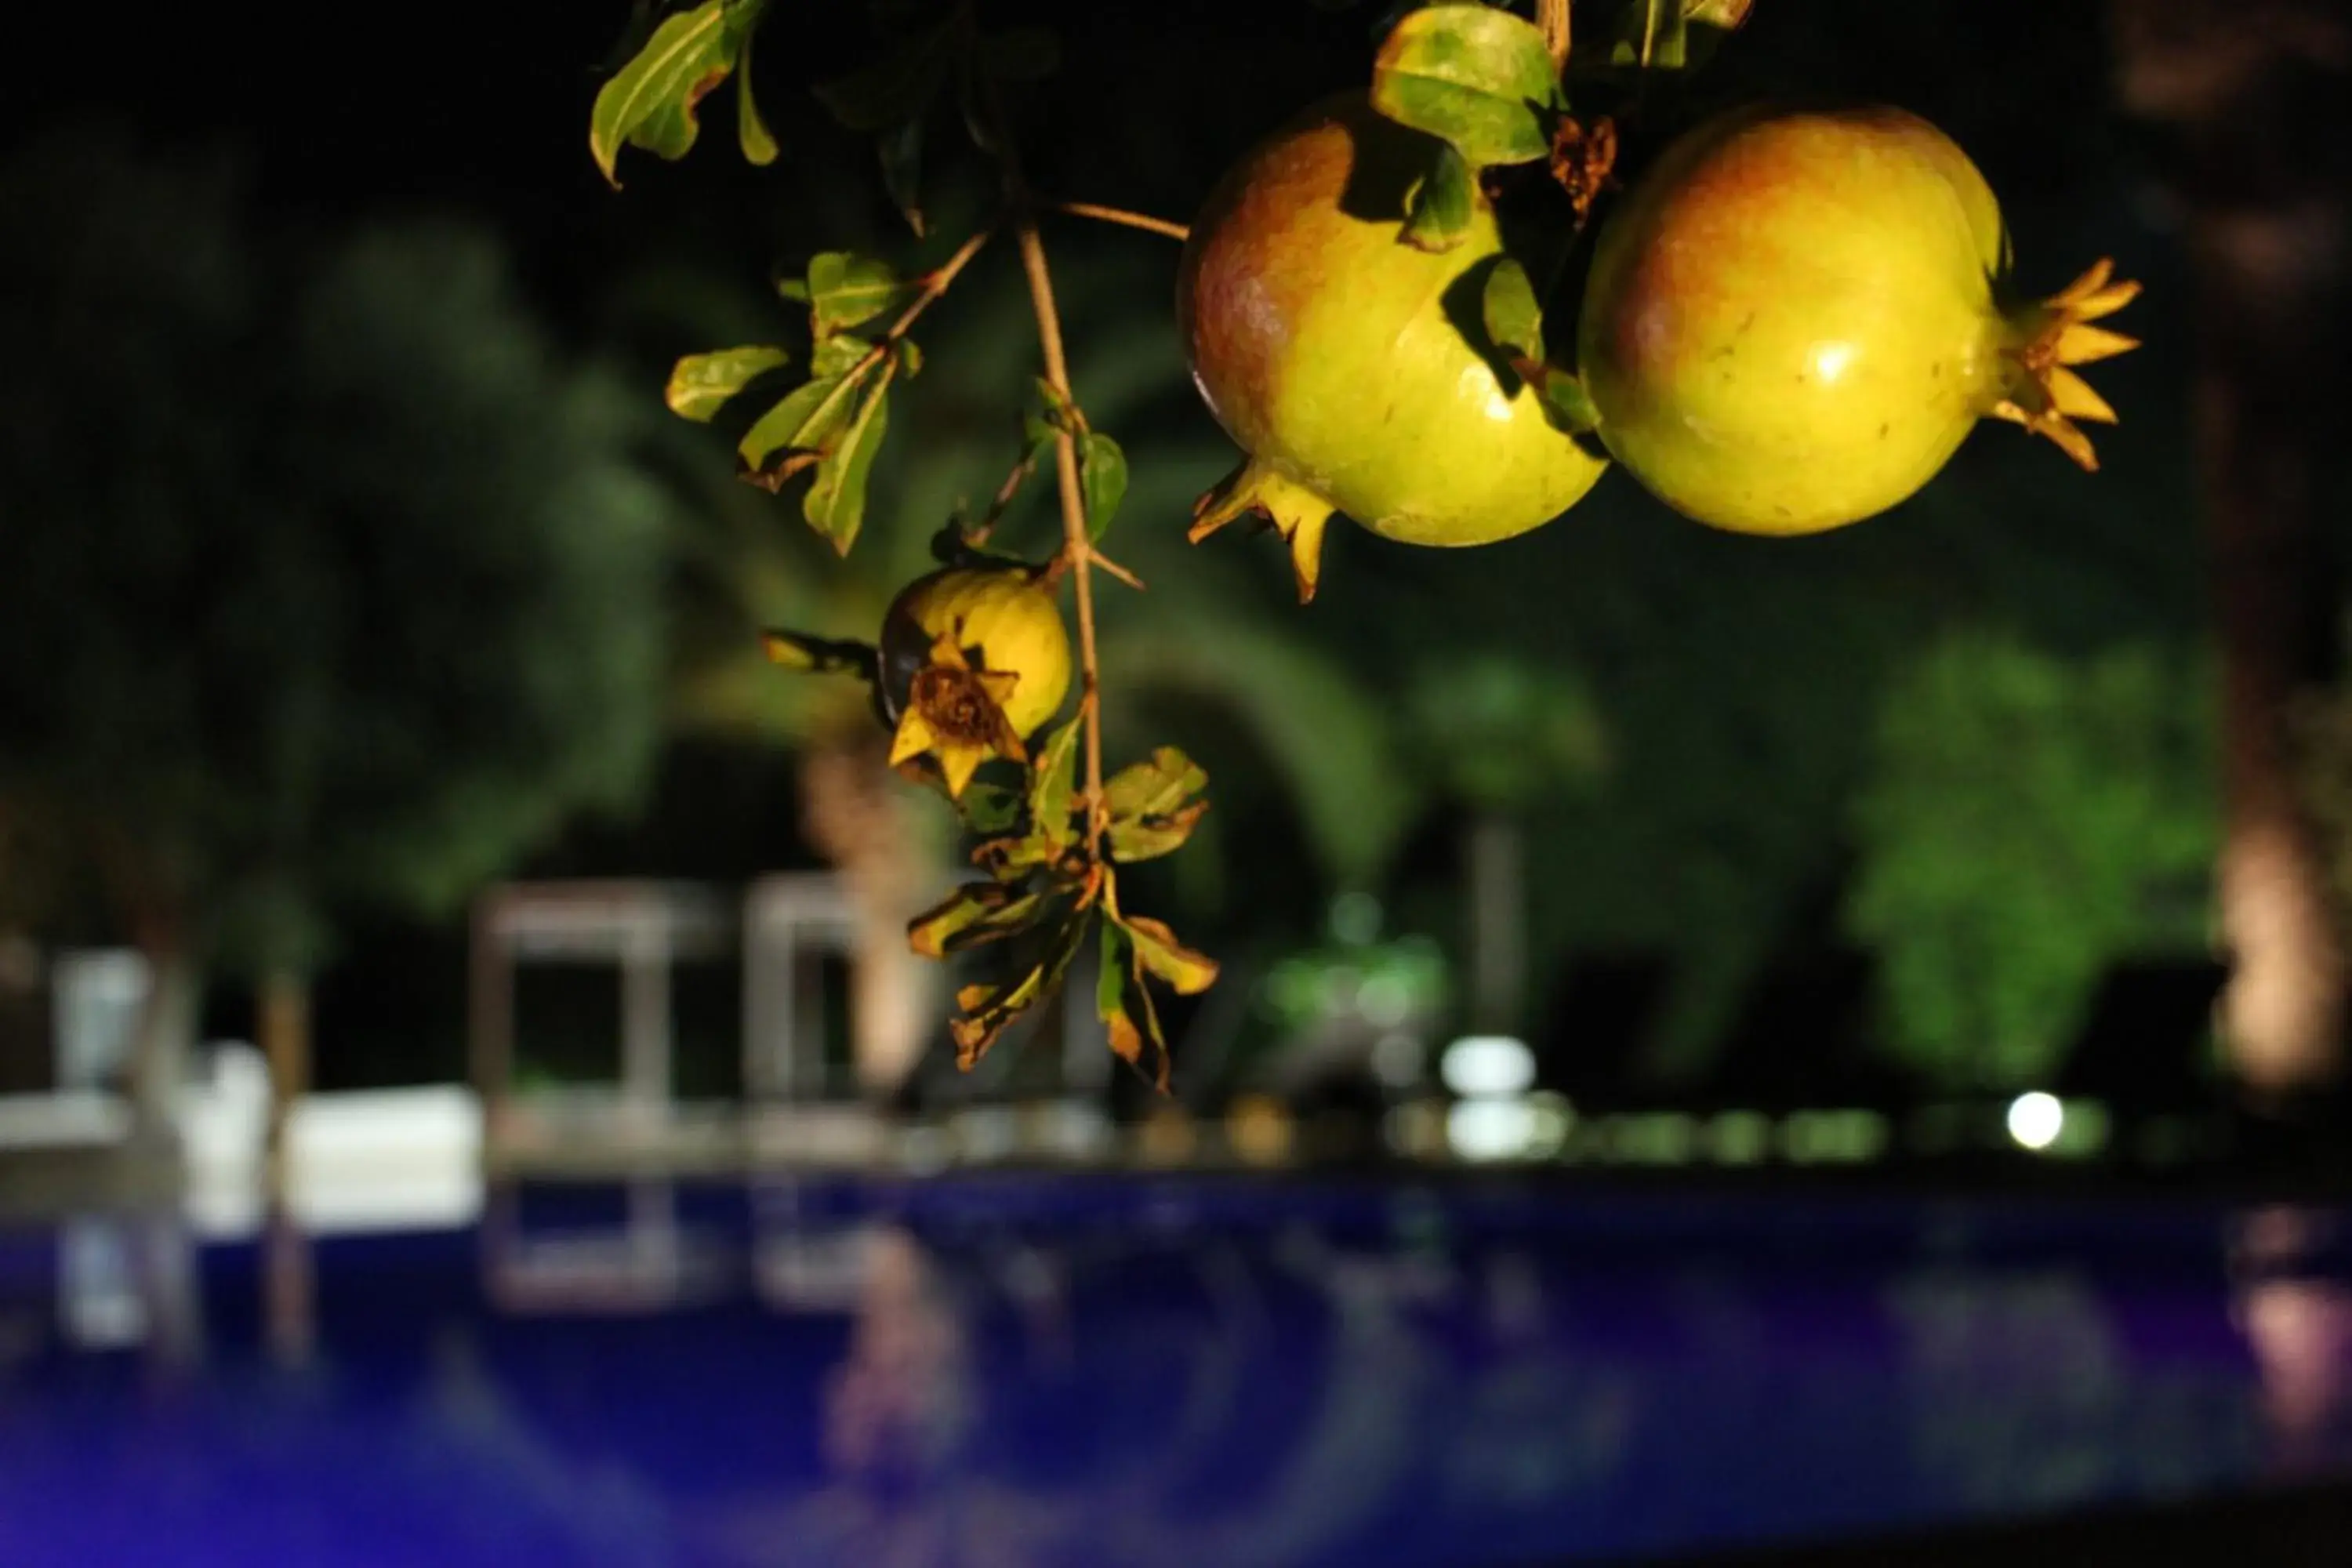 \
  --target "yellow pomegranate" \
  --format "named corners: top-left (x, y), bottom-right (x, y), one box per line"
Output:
top-left (1178, 93), bottom-right (1608, 601)
top-left (1577, 103), bottom-right (2140, 535)
top-left (877, 567), bottom-right (1070, 798)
